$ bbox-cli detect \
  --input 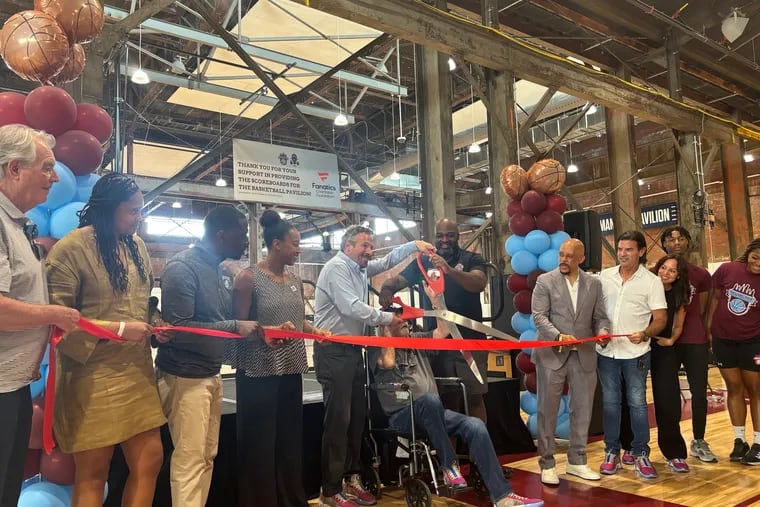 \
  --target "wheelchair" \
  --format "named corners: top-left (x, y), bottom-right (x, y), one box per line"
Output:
top-left (361, 374), bottom-right (495, 507)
